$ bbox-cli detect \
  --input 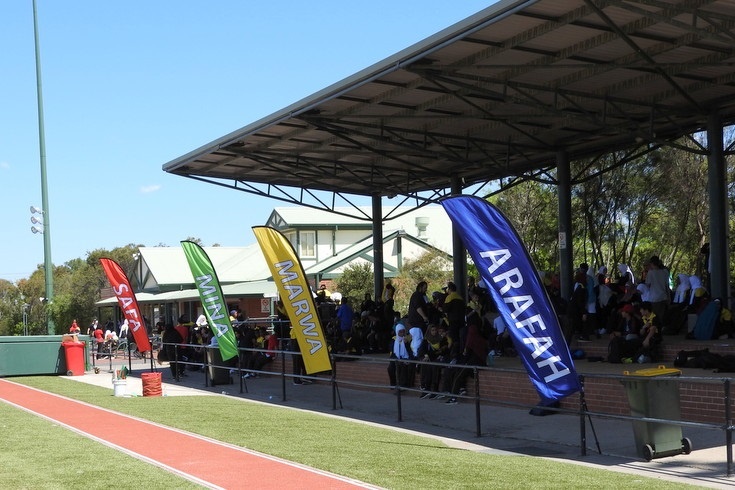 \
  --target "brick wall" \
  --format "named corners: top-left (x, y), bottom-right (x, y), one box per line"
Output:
top-left (264, 349), bottom-right (735, 425)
